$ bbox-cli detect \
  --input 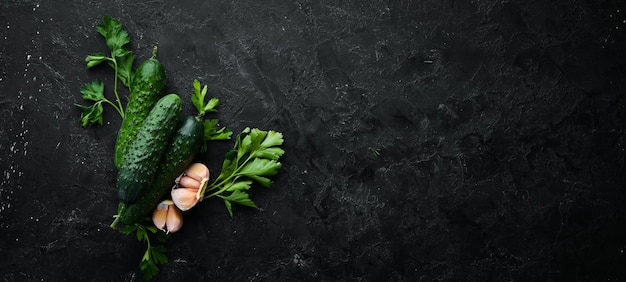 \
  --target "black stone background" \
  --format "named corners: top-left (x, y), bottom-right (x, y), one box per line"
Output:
top-left (1, 0), bottom-right (626, 281)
